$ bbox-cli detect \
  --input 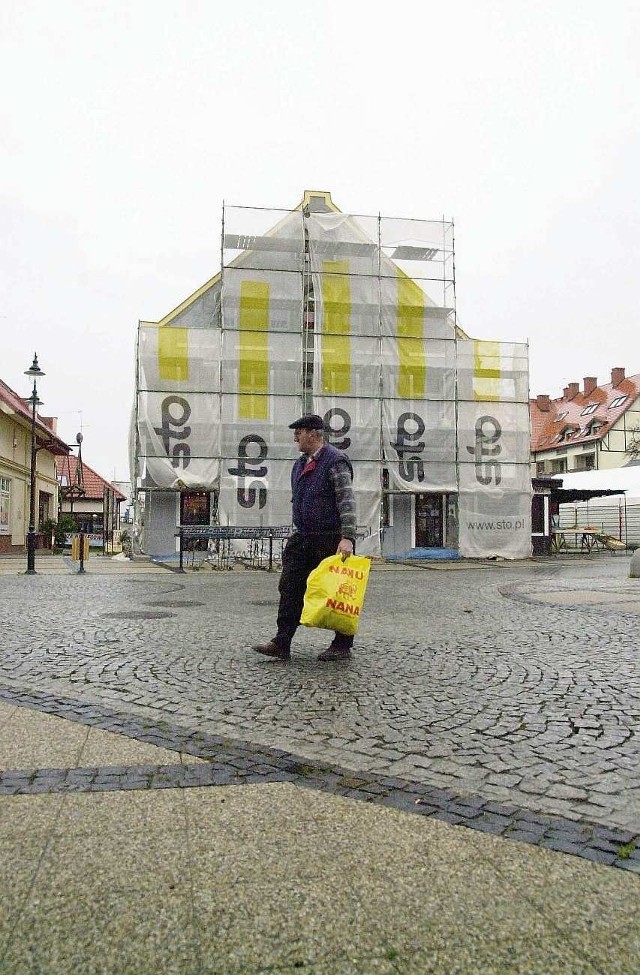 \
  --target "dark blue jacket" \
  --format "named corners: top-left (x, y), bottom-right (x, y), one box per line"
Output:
top-left (291, 443), bottom-right (352, 535)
